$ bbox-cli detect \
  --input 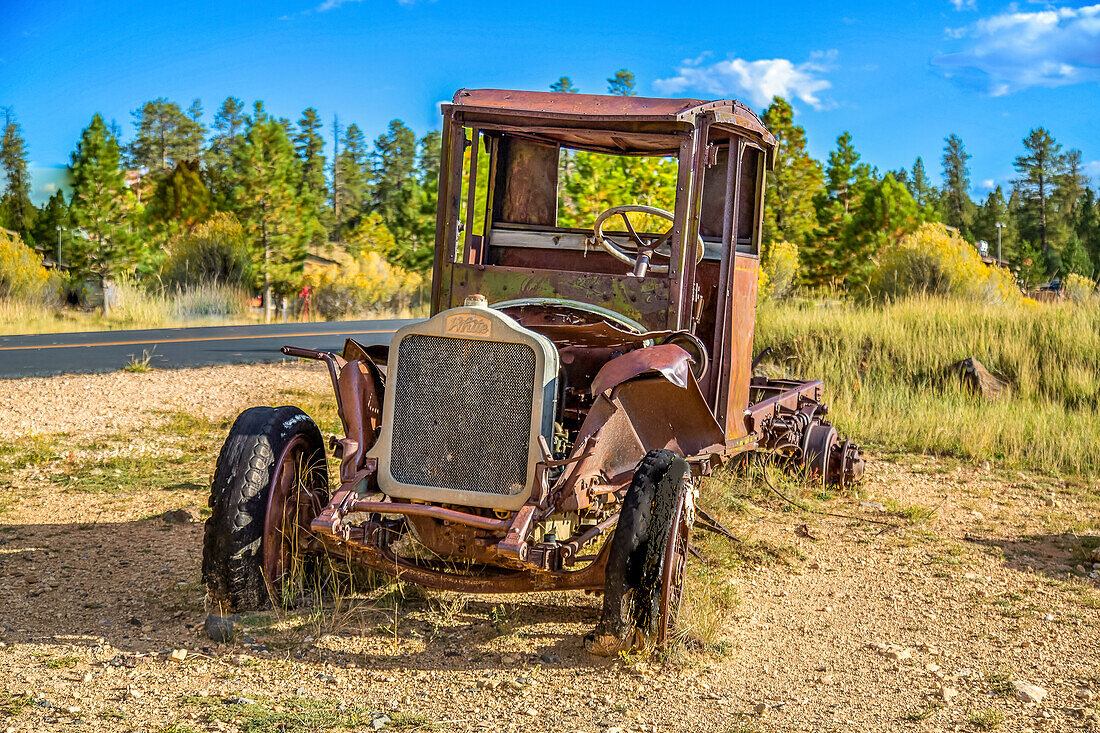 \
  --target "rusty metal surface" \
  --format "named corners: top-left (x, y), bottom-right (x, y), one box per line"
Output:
top-left (590, 344), bottom-right (694, 395)
top-left (347, 500), bottom-right (510, 533)
top-left (448, 89), bottom-right (775, 146)
top-left (441, 262), bottom-right (673, 331)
